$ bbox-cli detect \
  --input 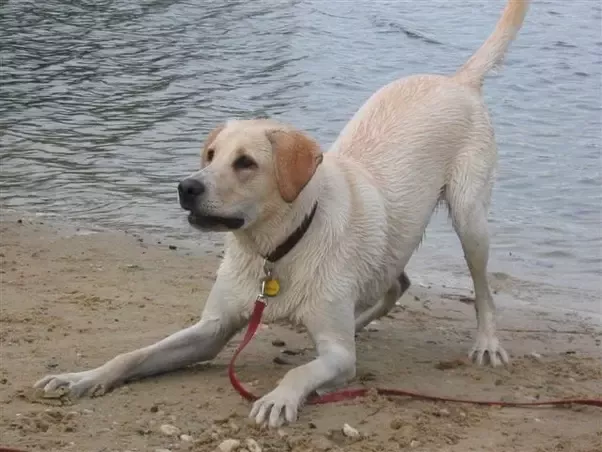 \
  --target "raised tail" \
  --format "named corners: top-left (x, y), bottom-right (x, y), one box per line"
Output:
top-left (454, 0), bottom-right (530, 89)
